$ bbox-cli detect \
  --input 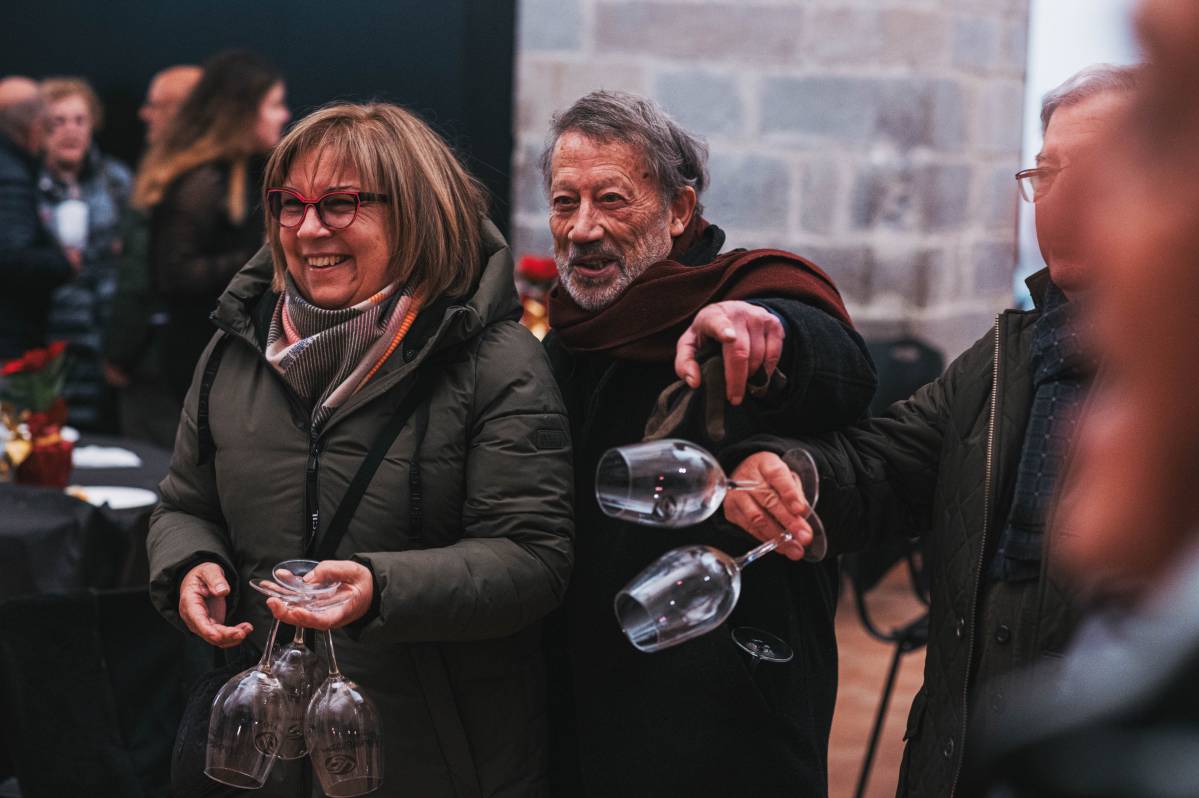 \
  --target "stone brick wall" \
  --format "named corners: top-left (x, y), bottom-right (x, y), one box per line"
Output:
top-left (511, 0), bottom-right (1030, 361)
